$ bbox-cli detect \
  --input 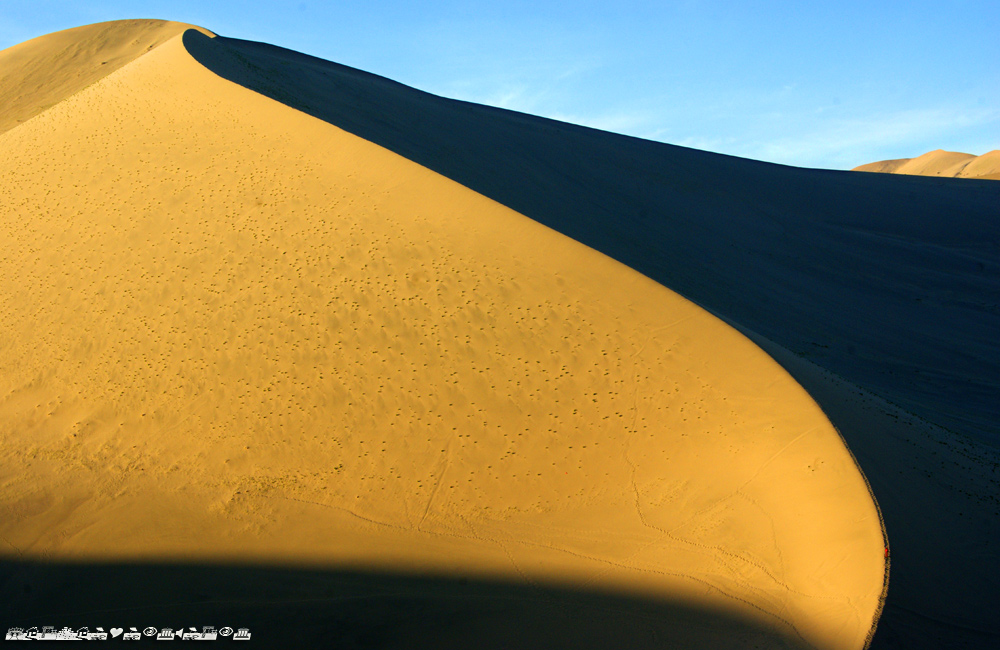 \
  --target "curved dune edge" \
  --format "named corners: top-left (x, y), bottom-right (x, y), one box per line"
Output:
top-left (0, 24), bottom-right (883, 649)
